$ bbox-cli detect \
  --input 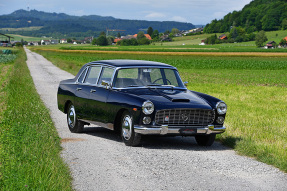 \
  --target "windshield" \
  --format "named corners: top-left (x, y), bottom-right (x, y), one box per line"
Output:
top-left (113, 68), bottom-right (185, 88)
